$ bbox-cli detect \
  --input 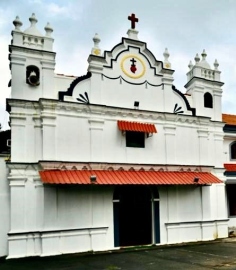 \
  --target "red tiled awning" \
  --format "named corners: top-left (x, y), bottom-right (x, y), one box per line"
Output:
top-left (222, 114), bottom-right (236, 126)
top-left (39, 170), bottom-right (222, 185)
top-left (224, 163), bottom-right (236, 172)
top-left (117, 120), bottom-right (157, 133)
